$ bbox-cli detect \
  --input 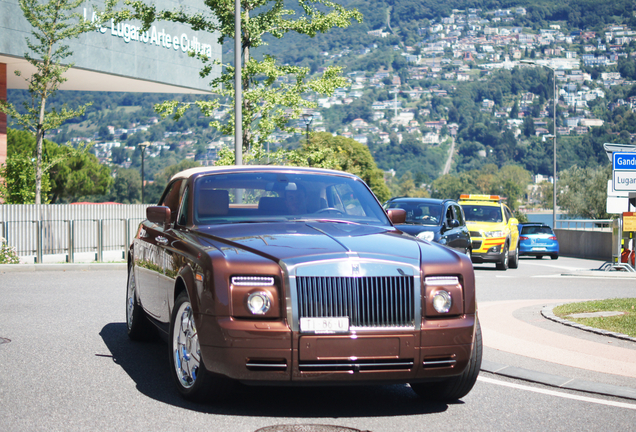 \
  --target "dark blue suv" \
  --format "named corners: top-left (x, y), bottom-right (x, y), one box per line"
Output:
top-left (383, 197), bottom-right (472, 256)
